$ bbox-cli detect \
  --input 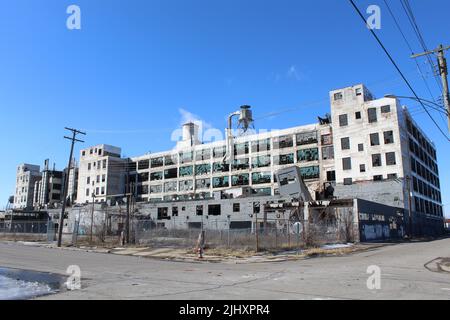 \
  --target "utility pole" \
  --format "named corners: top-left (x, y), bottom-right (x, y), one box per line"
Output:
top-left (90, 193), bottom-right (95, 244)
top-left (412, 44), bottom-right (450, 131)
top-left (405, 176), bottom-right (413, 238)
top-left (125, 158), bottom-right (130, 244)
top-left (57, 127), bottom-right (86, 247)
